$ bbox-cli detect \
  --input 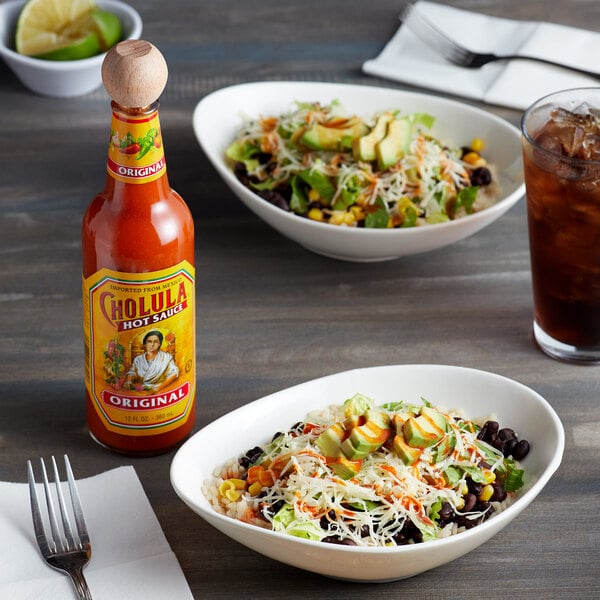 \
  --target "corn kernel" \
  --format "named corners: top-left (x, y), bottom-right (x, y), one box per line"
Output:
top-left (308, 188), bottom-right (320, 202)
top-left (463, 152), bottom-right (487, 168)
top-left (462, 151), bottom-right (481, 165)
top-left (455, 496), bottom-right (465, 510)
top-left (328, 211), bottom-right (347, 225)
top-left (307, 207), bottom-right (324, 222)
top-left (342, 212), bottom-right (356, 226)
top-left (460, 483), bottom-right (469, 496)
top-left (470, 138), bottom-right (484, 153)
top-left (482, 469), bottom-right (496, 484)
top-left (479, 484), bottom-right (495, 502)
top-left (350, 205), bottom-right (365, 220)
